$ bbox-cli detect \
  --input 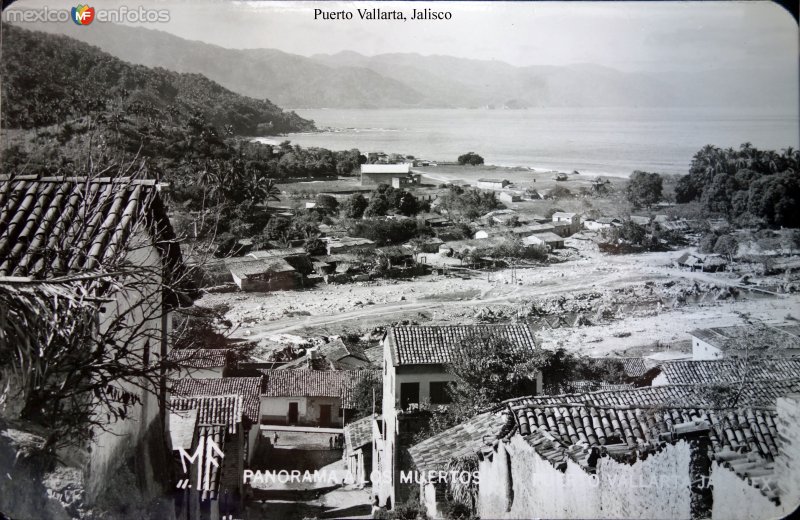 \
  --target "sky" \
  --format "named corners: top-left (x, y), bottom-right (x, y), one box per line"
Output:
top-left (7, 0), bottom-right (798, 74)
